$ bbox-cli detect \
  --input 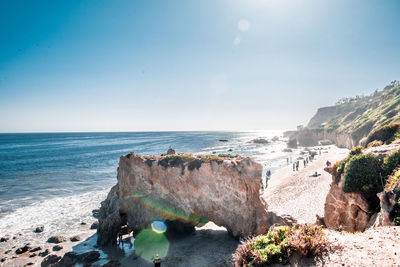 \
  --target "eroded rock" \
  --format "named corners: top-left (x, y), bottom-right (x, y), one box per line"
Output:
top-left (15, 244), bottom-right (31, 254)
top-left (47, 236), bottom-right (66, 244)
top-left (41, 254), bottom-right (61, 267)
top-left (34, 226), bottom-right (44, 233)
top-left (324, 170), bottom-right (377, 232)
top-left (97, 152), bottom-right (294, 245)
